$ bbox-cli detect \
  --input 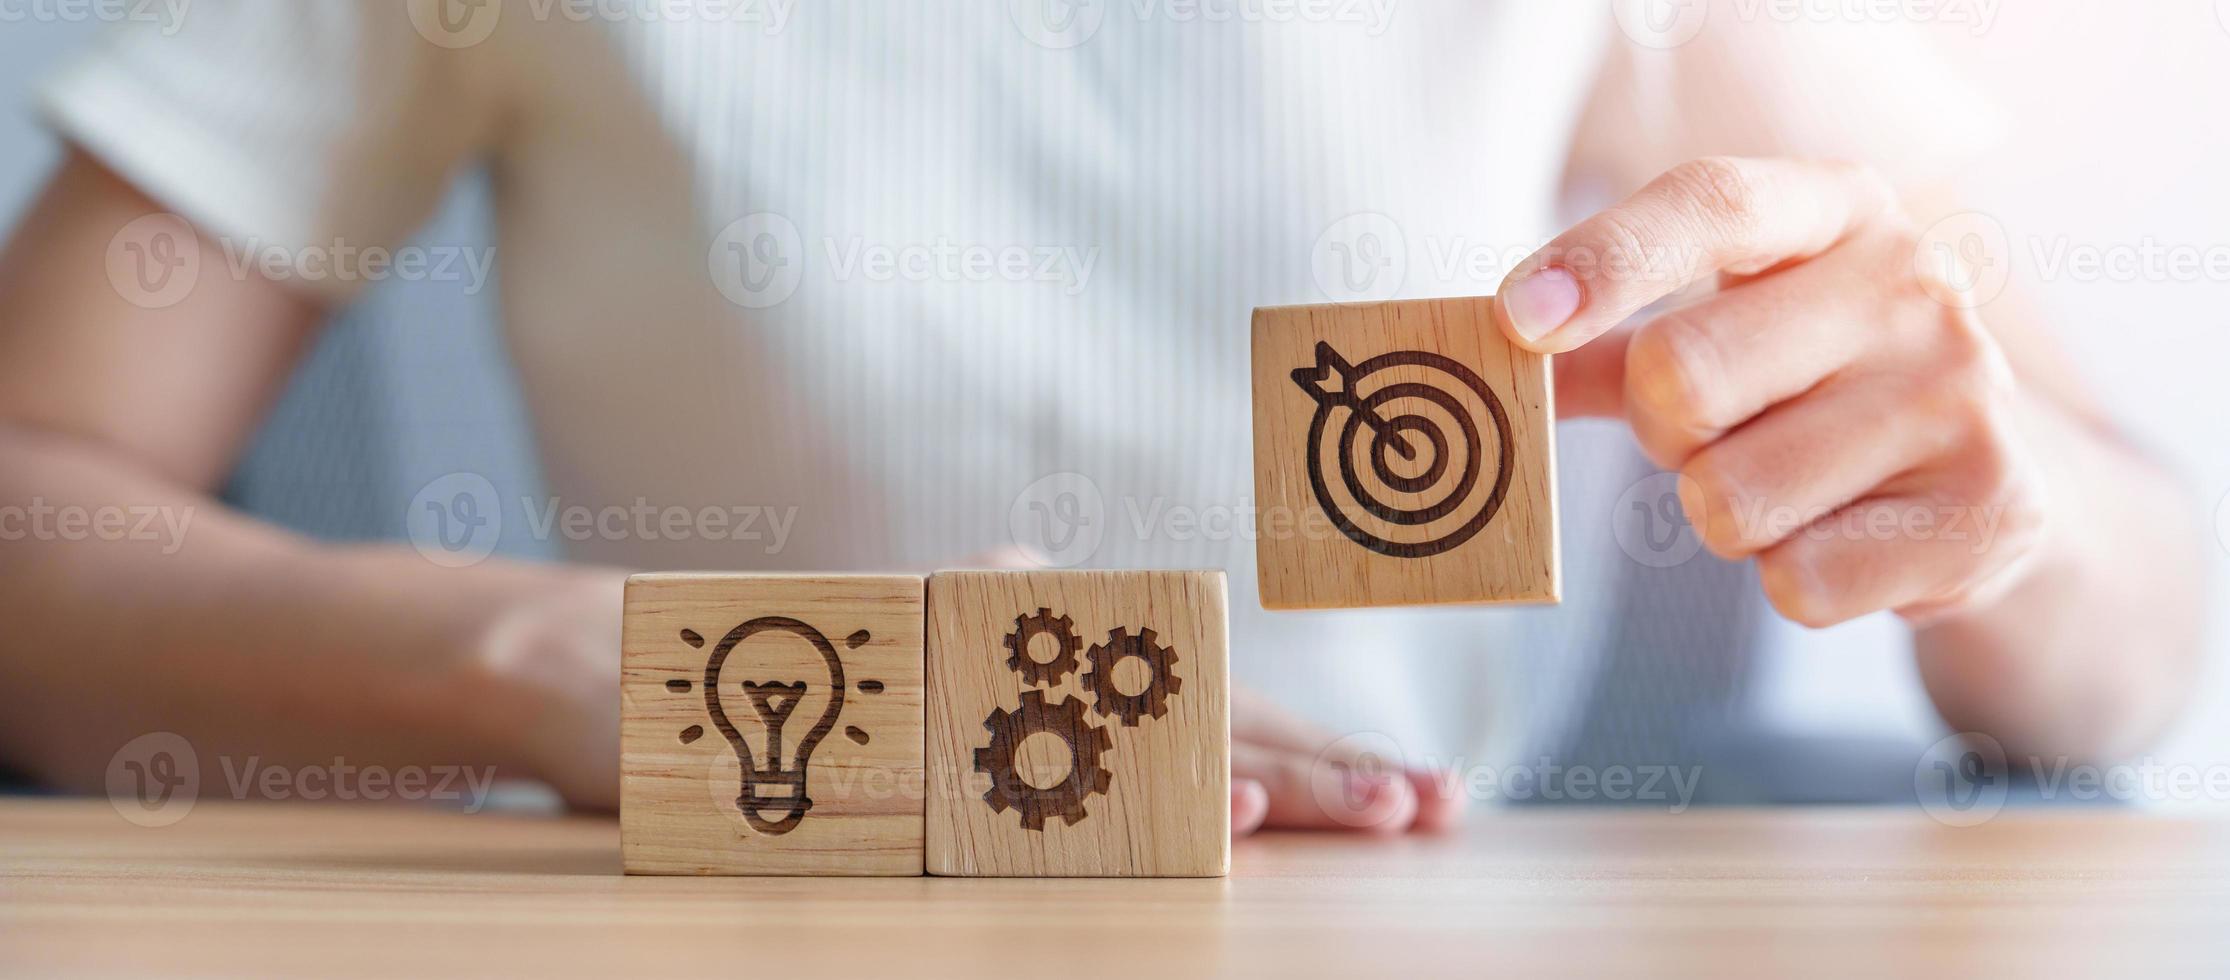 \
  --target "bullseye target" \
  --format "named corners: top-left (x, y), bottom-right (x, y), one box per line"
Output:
top-left (1290, 342), bottom-right (1514, 558)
